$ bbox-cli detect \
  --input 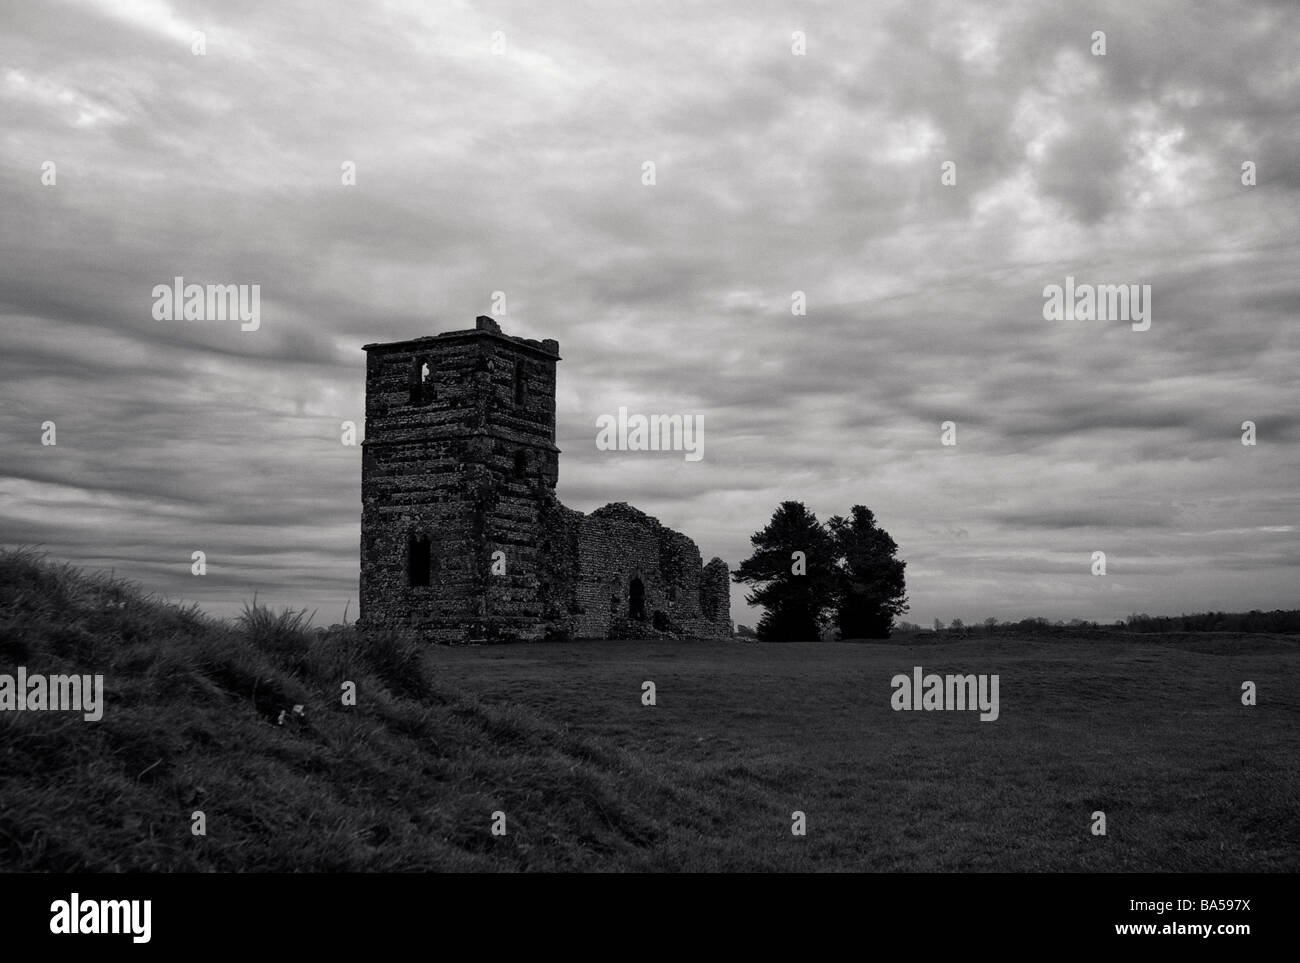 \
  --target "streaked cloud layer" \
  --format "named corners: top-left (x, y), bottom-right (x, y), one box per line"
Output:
top-left (2, 0), bottom-right (1297, 627)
